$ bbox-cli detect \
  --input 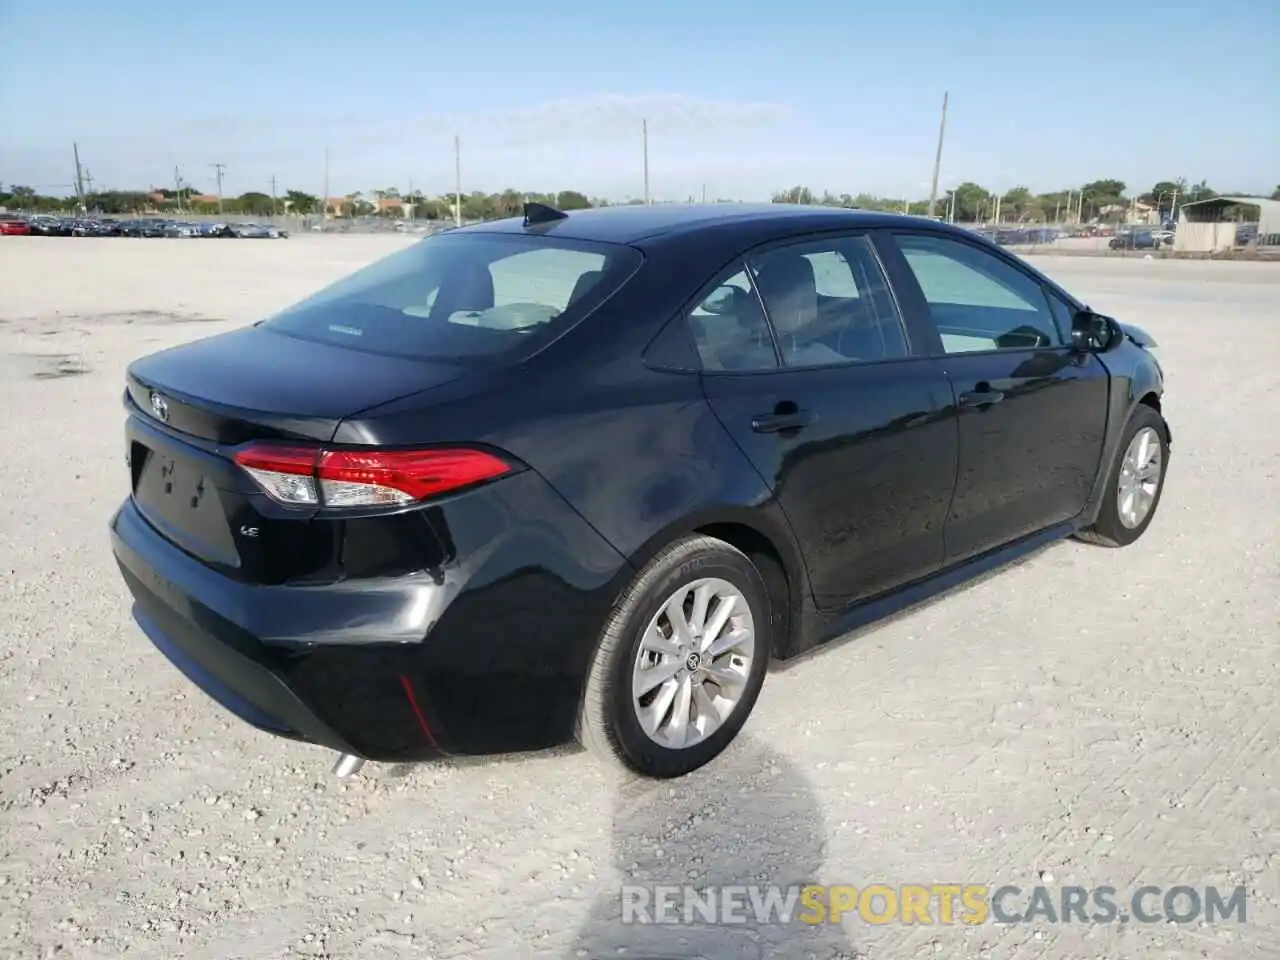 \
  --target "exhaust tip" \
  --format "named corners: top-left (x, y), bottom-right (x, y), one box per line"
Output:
top-left (332, 753), bottom-right (366, 778)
